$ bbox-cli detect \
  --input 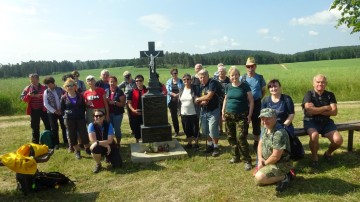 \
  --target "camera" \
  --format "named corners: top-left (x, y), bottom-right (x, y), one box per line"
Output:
top-left (31, 90), bottom-right (38, 95)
